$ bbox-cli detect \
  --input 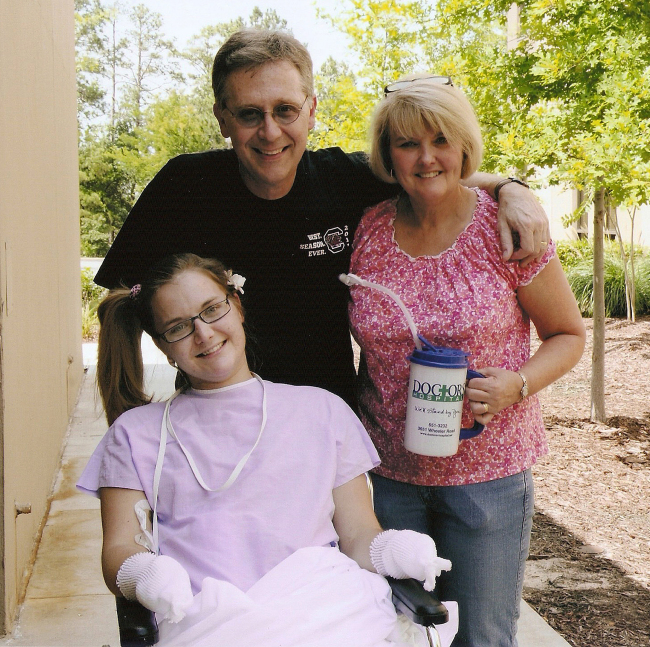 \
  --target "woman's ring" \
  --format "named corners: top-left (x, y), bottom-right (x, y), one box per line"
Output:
top-left (481, 402), bottom-right (489, 414)
top-left (540, 241), bottom-right (548, 246)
